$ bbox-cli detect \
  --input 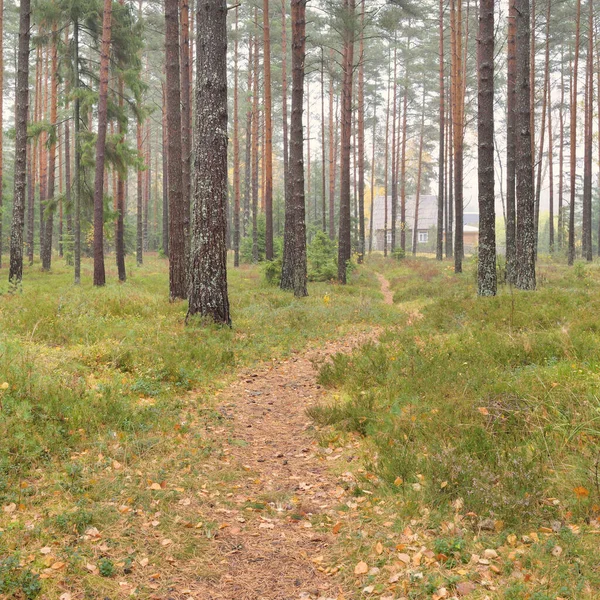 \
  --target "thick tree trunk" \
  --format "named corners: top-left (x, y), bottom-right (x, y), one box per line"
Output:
top-left (263, 0), bottom-right (274, 259)
top-left (280, 0), bottom-right (307, 297)
top-left (165, 0), bottom-right (187, 298)
top-left (188, 0), bottom-right (230, 324)
top-left (8, 0), bottom-right (30, 283)
top-left (477, 0), bottom-right (496, 296)
top-left (92, 0), bottom-right (112, 286)
top-left (568, 0), bottom-right (581, 265)
top-left (515, 0), bottom-right (536, 289)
